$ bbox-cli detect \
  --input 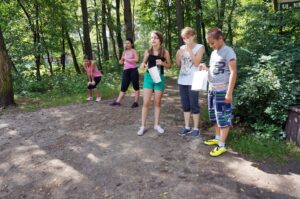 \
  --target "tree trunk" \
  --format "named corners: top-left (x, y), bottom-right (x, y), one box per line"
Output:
top-left (176, 0), bottom-right (184, 47)
top-left (34, 2), bottom-right (41, 81)
top-left (106, 3), bottom-right (118, 60)
top-left (132, 0), bottom-right (136, 40)
top-left (0, 28), bottom-right (15, 107)
top-left (102, 0), bottom-right (109, 61)
top-left (80, 0), bottom-right (93, 59)
top-left (116, 0), bottom-right (123, 59)
top-left (227, 0), bottom-right (236, 45)
top-left (123, 0), bottom-right (134, 39)
top-left (166, 1), bottom-right (172, 55)
top-left (66, 31), bottom-right (81, 74)
top-left (40, 22), bottom-right (53, 76)
top-left (17, 0), bottom-right (41, 80)
top-left (273, 0), bottom-right (278, 12)
top-left (197, 0), bottom-right (209, 54)
top-left (61, 27), bottom-right (66, 73)
top-left (195, 0), bottom-right (203, 44)
top-left (217, 0), bottom-right (226, 30)
top-left (93, 0), bottom-right (102, 69)
top-left (74, 10), bottom-right (84, 51)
